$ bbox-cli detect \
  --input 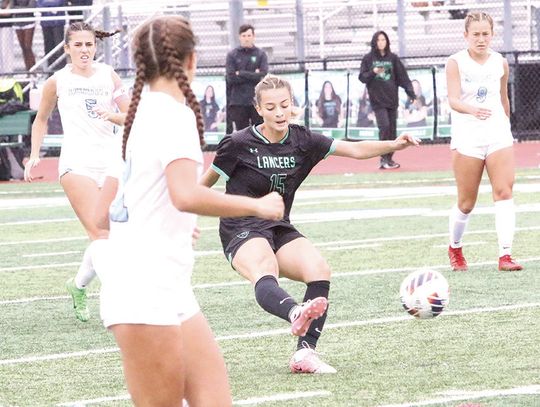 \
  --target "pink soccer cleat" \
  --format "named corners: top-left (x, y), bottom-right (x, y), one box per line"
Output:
top-left (289, 297), bottom-right (328, 337)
